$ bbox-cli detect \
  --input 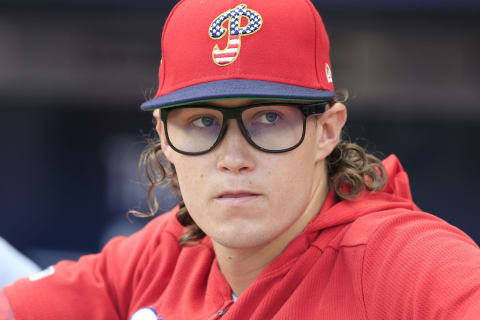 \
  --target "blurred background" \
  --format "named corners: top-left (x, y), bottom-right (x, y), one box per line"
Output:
top-left (0, 0), bottom-right (479, 268)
